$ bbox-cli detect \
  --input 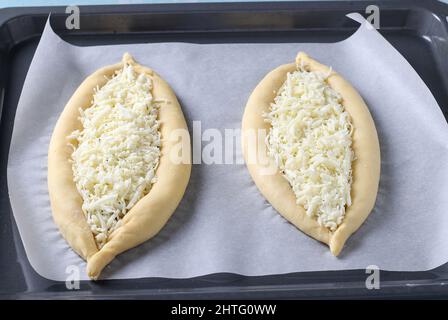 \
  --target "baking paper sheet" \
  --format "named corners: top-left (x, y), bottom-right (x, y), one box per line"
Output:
top-left (7, 13), bottom-right (448, 281)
